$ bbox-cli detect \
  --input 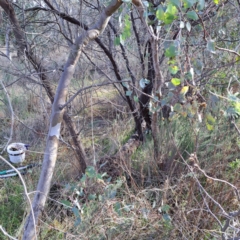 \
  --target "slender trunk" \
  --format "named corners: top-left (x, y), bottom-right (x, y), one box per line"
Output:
top-left (151, 39), bottom-right (163, 161)
top-left (139, 41), bottom-right (154, 131)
